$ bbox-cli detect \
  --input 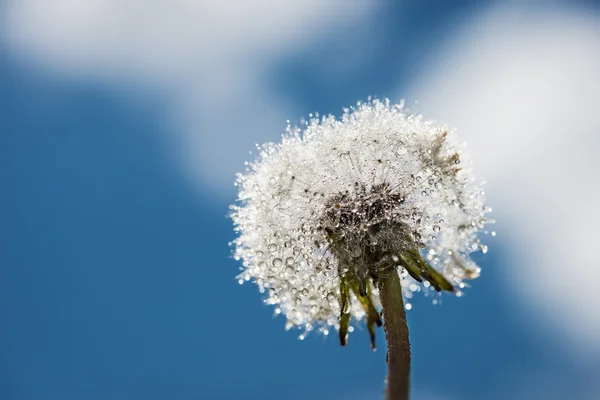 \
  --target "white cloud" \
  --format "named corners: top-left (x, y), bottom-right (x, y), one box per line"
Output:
top-left (406, 4), bottom-right (600, 355)
top-left (0, 0), bottom-right (378, 193)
